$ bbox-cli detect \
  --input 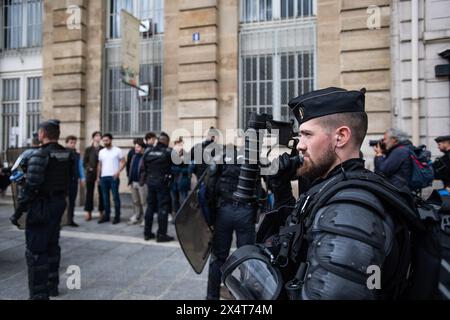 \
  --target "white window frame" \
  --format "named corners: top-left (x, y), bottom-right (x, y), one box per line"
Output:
top-left (0, 72), bottom-right (42, 151)
top-left (107, 0), bottom-right (164, 40)
top-left (238, 1), bottom-right (317, 127)
top-left (0, 0), bottom-right (43, 51)
top-left (104, 0), bottom-right (164, 137)
top-left (240, 0), bottom-right (316, 23)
